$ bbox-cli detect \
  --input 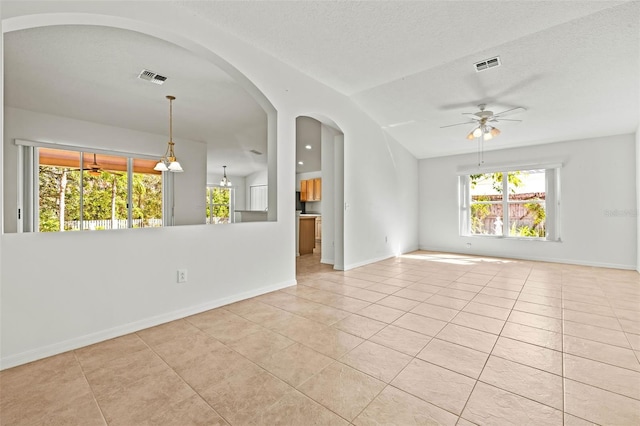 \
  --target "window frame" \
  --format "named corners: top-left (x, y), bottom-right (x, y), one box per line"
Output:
top-left (206, 185), bottom-right (235, 224)
top-left (459, 163), bottom-right (561, 242)
top-left (15, 139), bottom-right (169, 232)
